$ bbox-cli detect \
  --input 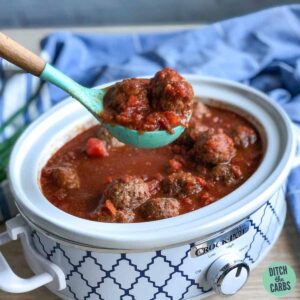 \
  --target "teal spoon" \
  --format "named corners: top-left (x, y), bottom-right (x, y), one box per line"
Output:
top-left (0, 32), bottom-right (186, 148)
